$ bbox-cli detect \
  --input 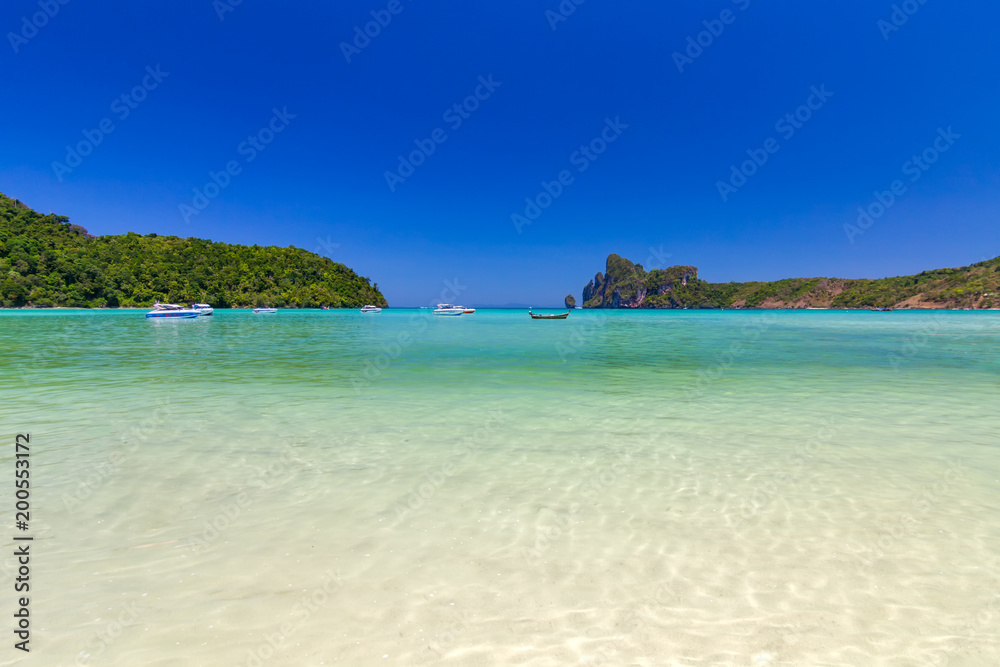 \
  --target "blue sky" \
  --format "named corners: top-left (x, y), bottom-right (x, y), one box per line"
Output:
top-left (2, 1), bottom-right (998, 306)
